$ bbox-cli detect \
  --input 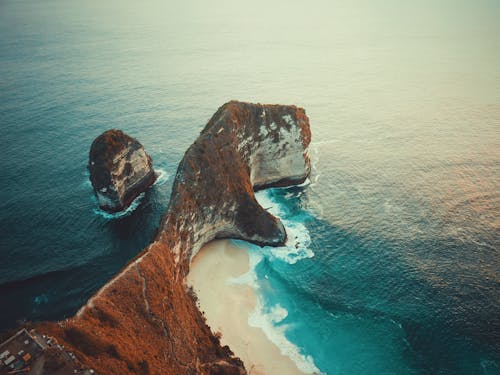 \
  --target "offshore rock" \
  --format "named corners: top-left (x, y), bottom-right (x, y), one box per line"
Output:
top-left (88, 129), bottom-right (156, 212)
top-left (39, 101), bottom-right (311, 375)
